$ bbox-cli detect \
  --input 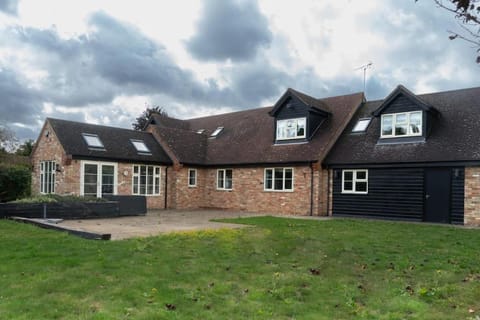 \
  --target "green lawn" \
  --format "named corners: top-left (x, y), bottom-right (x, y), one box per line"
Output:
top-left (1, 217), bottom-right (480, 319)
